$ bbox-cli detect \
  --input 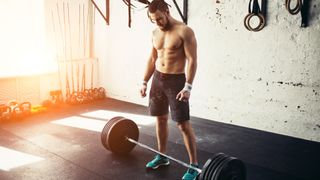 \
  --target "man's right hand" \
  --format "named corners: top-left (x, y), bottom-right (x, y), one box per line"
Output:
top-left (140, 83), bottom-right (147, 98)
